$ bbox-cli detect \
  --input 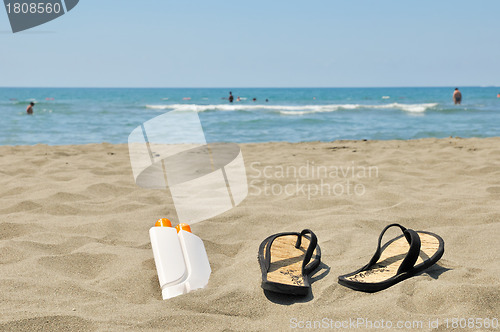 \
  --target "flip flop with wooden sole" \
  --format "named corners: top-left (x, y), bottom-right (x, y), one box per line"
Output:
top-left (338, 223), bottom-right (444, 293)
top-left (258, 229), bottom-right (321, 296)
